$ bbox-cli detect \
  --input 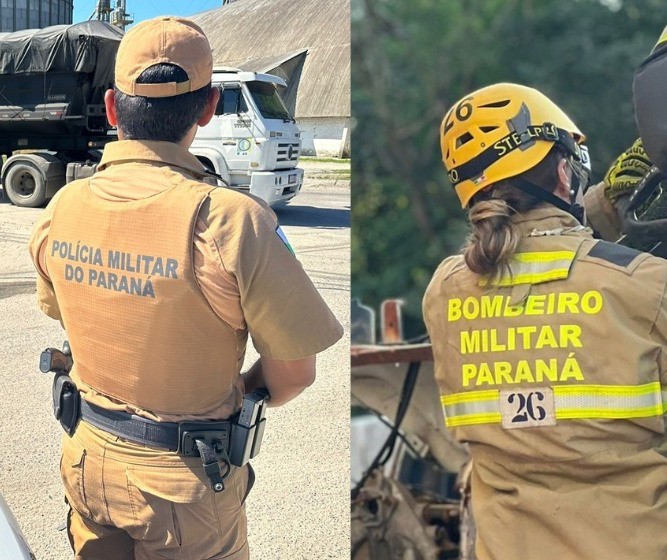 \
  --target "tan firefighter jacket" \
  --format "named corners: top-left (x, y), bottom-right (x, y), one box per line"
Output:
top-left (423, 205), bottom-right (667, 560)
